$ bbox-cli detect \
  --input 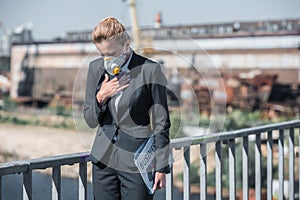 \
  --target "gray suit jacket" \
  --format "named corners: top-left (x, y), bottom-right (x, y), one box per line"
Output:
top-left (83, 52), bottom-right (171, 173)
